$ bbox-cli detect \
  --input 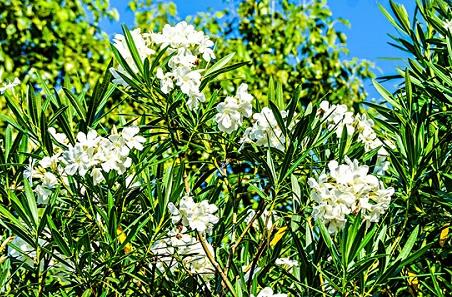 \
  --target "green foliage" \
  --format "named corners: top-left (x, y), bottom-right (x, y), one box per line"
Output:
top-left (369, 0), bottom-right (452, 294)
top-left (133, 0), bottom-right (375, 106)
top-left (0, 0), bottom-right (450, 296)
top-left (0, 0), bottom-right (116, 106)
